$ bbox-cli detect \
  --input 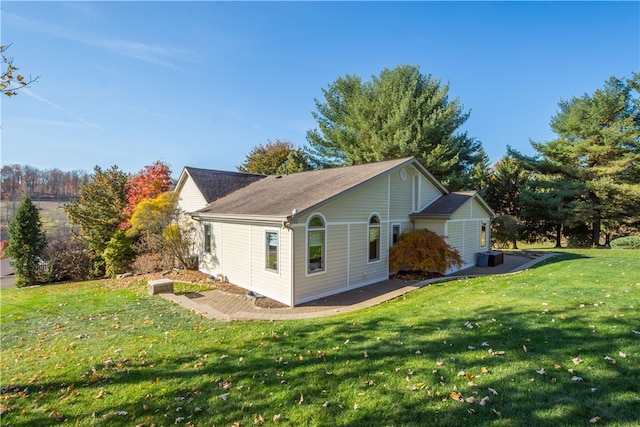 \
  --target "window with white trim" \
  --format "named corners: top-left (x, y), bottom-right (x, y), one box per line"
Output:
top-left (391, 224), bottom-right (401, 246)
top-left (203, 223), bottom-right (212, 253)
top-left (481, 221), bottom-right (487, 247)
top-left (307, 215), bottom-right (325, 273)
top-left (368, 214), bottom-right (381, 262)
top-left (265, 230), bottom-right (279, 272)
